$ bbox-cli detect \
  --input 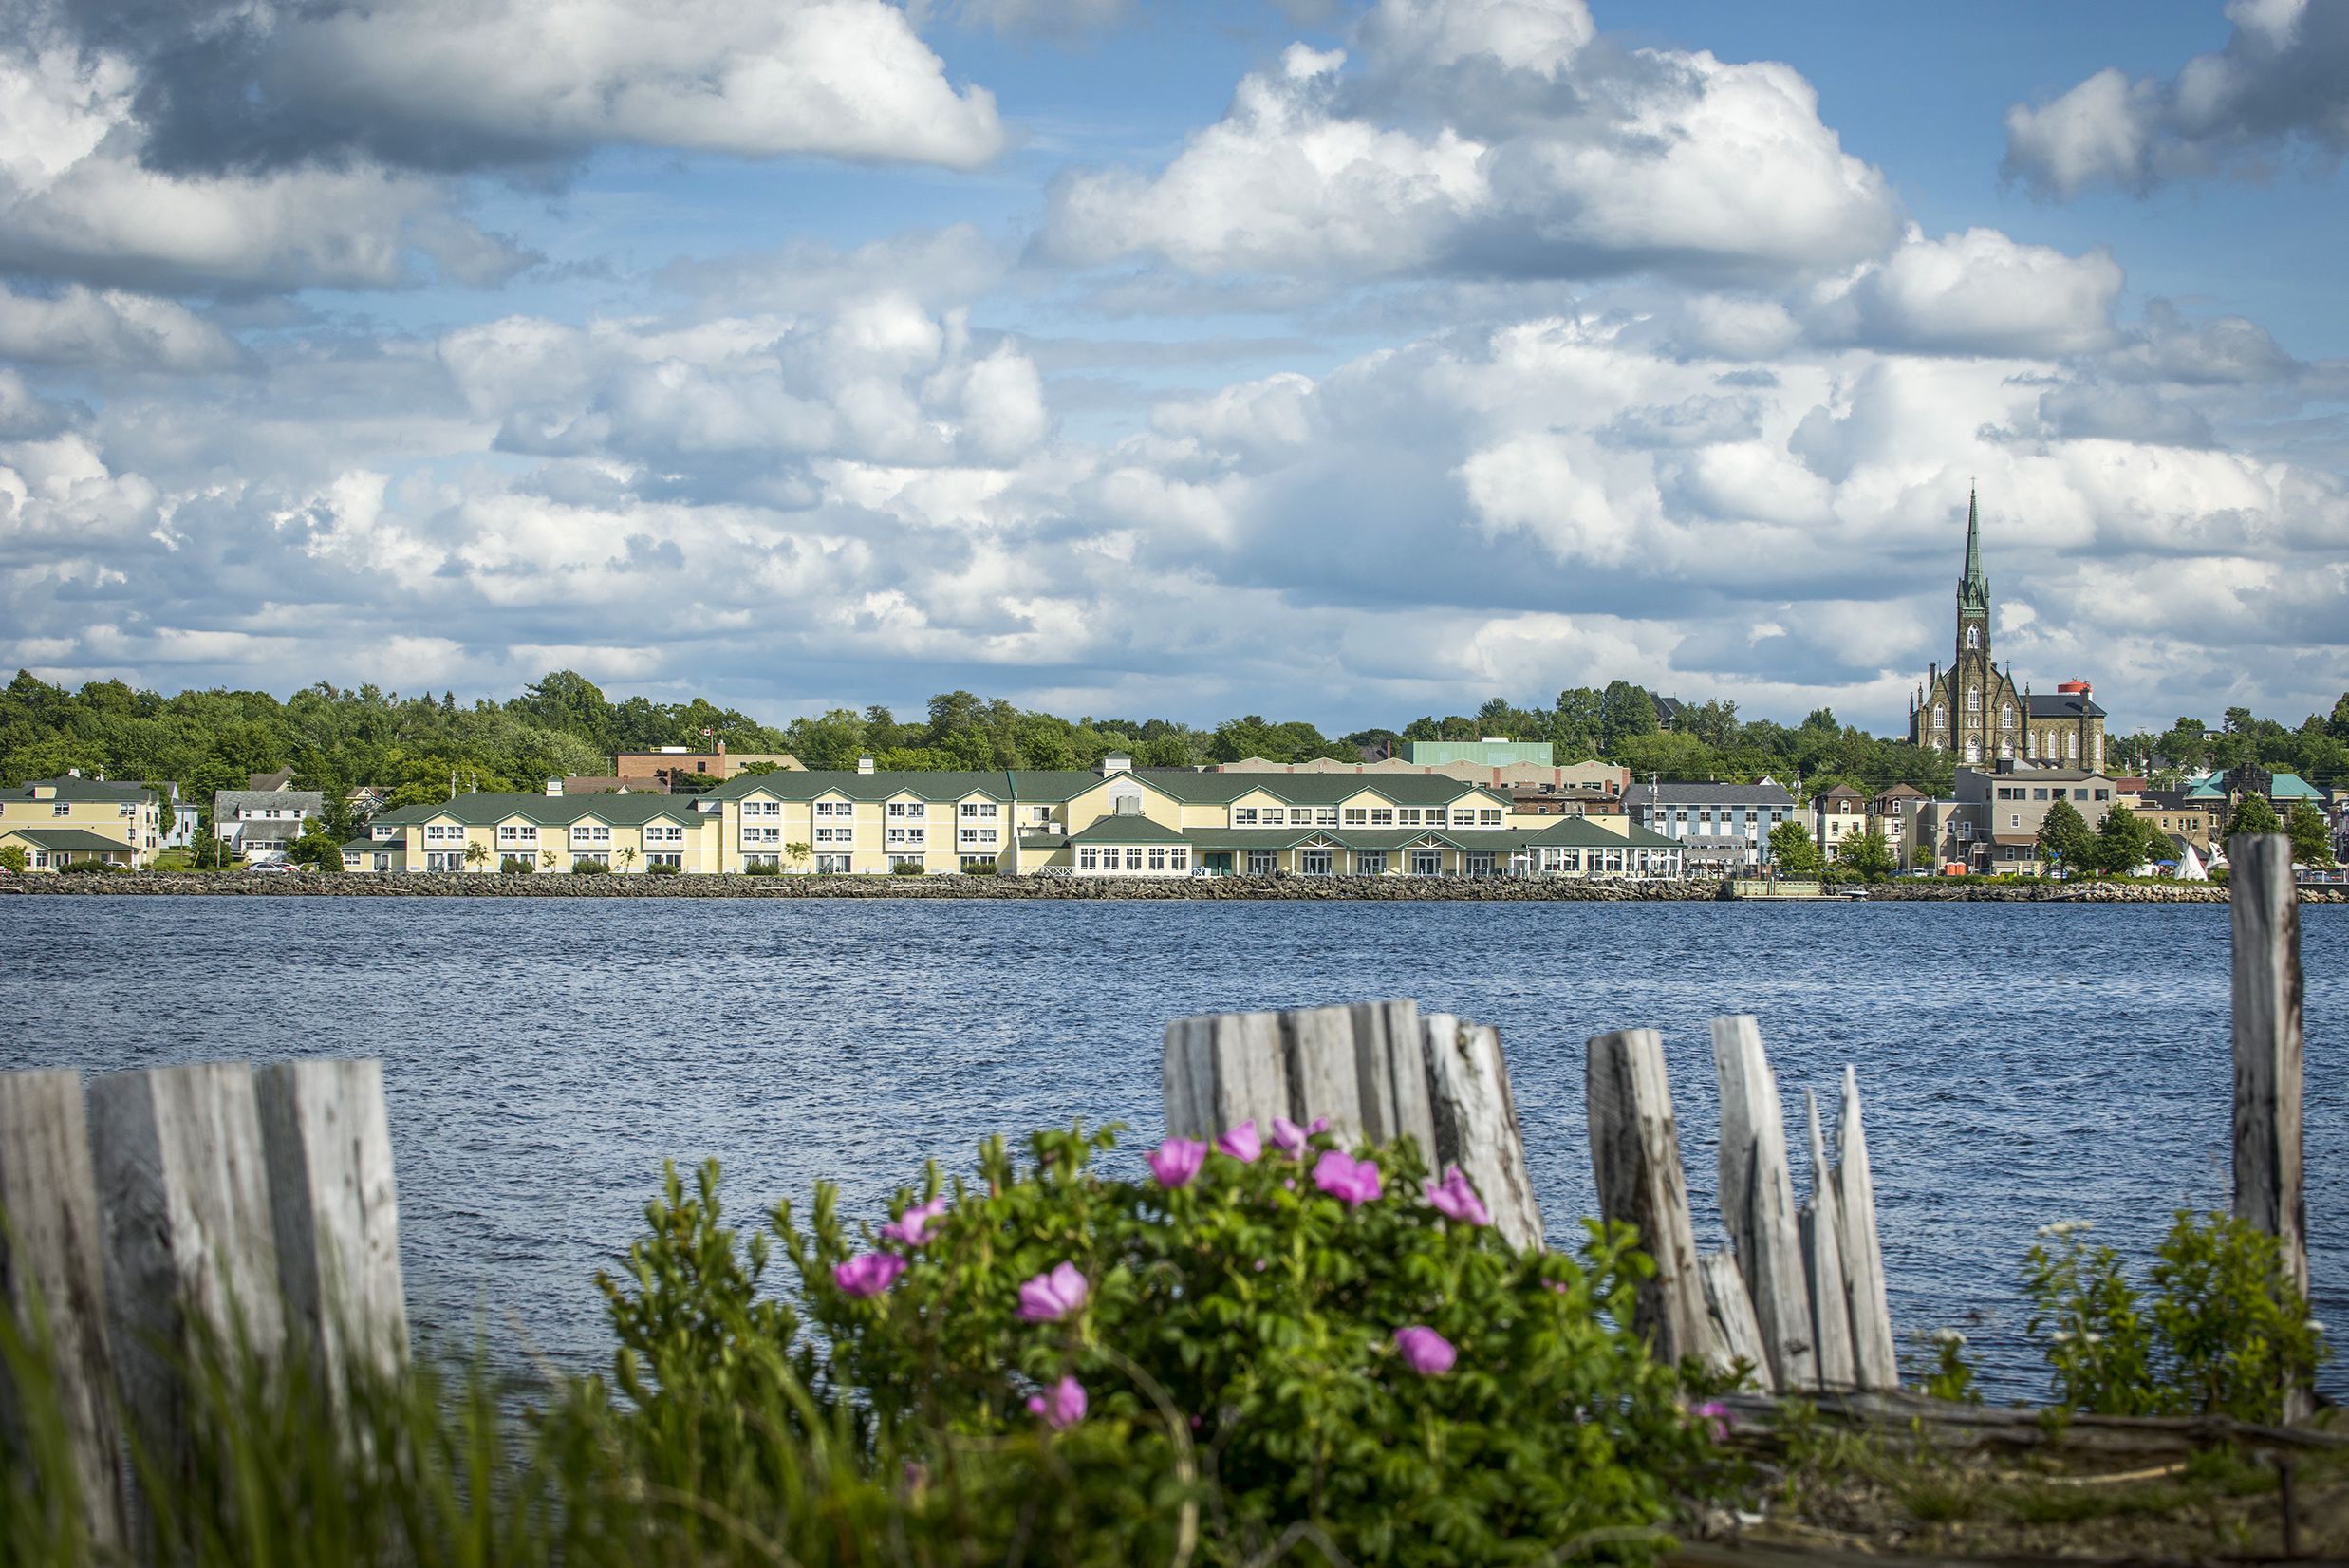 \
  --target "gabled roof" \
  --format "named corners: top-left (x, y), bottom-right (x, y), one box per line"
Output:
top-left (708, 769), bottom-right (1103, 805)
top-left (1625, 781), bottom-right (1798, 808)
top-left (9, 777), bottom-right (157, 807)
top-left (215, 790), bottom-right (325, 812)
top-left (1068, 815), bottom-right (1188, 846)
top-left (1144, 771), bottom-right (1490, 807)
top-left (341, 837), bottom-right (405, 854)
top-left (371, 793), bottom-right (705, 829)
top-left (0, 827), bottom-right (137, 851)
